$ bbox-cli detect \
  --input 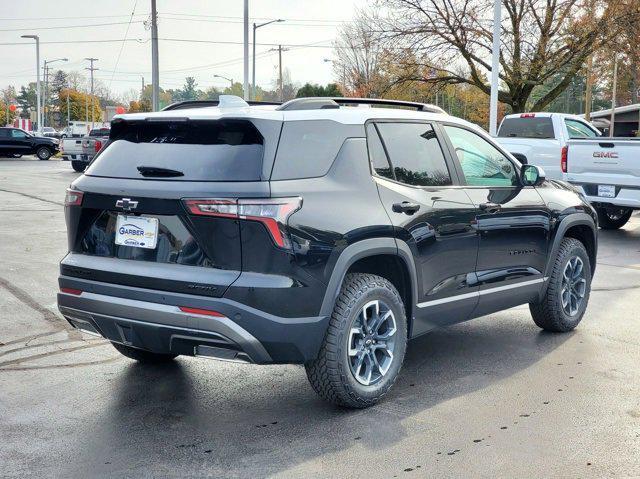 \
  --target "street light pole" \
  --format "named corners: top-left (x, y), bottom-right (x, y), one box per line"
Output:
top-left (21, 35), bottom-right (41, 134)
top-left (43, 58), bottom-right (68, 128)
top-left (252, 19), bottom-right (284, 100)
top-left (243, 0), bottom-right (249, 100)
top-left (489, 0), bottom-right (501, 136)
top-left (151, 0), bottom-right (160, 111)
top-left (214, 74), bottom-right (234, 89)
